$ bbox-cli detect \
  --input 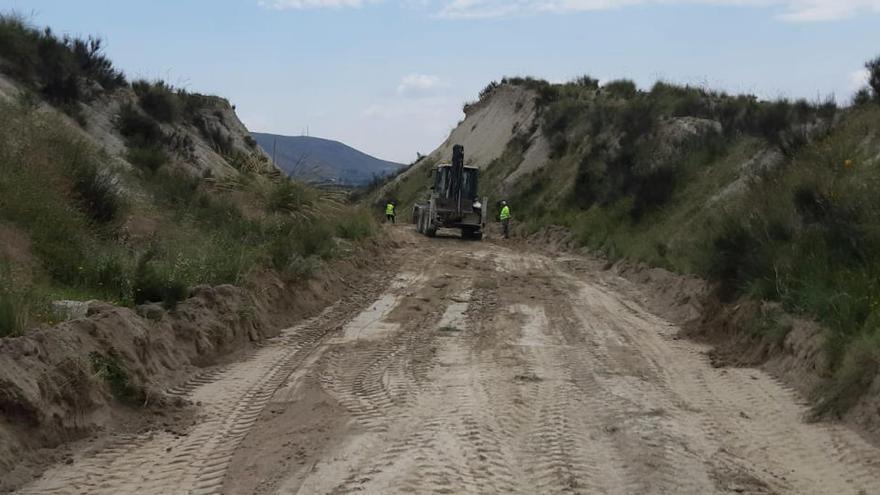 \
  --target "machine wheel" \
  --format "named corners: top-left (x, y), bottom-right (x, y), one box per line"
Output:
top-left (462, 227), bottom-right (482, 240)
top-left (416, 209), bottom-right (424, 234)
top-left (425, 224), bottom-right (437, 237)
